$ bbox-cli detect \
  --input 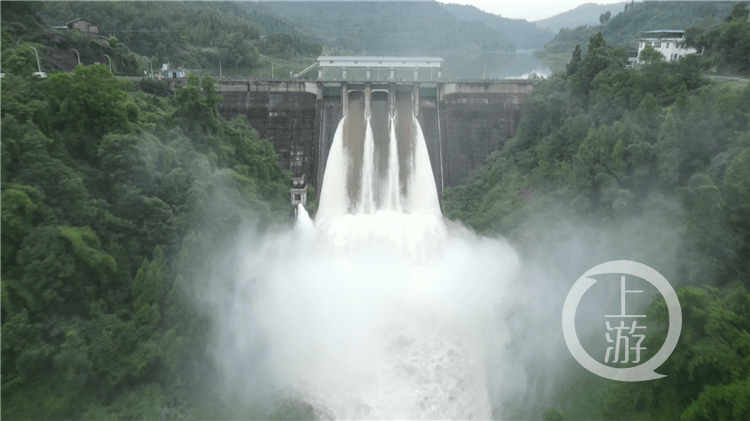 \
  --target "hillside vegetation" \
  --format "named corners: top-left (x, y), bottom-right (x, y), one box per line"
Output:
top-left (2, 4), bottom-right (302, 419)
top-left (2, 2), bottom-right (146, 76)
top-left (535, 2), bottom-right (627, 33)
top-left (439, 3), bottom-right (554, 50)
top-left (37, 1), bottom-right (323, 71)
top-left (254, 1), bottom-right (517, 54)
top-left (444, 7), bottom-right (750, 420)
top-left (540, 1), bottom-right (737, 54)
